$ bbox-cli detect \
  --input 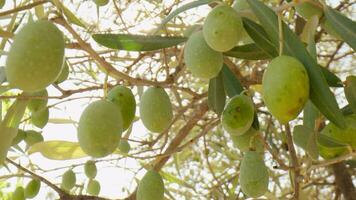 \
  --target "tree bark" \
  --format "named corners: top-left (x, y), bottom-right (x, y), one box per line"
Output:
top-left (332, 162), bottom-right (356, 200)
